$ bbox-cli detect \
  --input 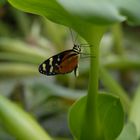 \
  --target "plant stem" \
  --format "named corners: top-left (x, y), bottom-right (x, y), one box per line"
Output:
top-left (75, 25), bottom-right (107, 140)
